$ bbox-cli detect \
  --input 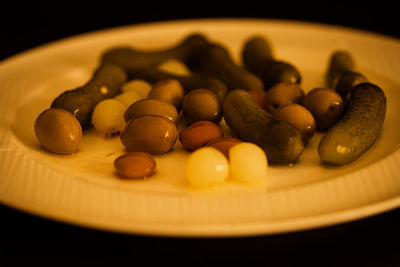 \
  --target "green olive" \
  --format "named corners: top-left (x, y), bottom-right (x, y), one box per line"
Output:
top-left (120, 115), bottom-right (178, 155)
top-left (148, 79), bottom-right (185, 110)
top-left (264, 82), bottom-right (304, 114)
top-left (274, 103), bottom-right (316, 141)
top-left (124, 98), bottom-right (179, 124)
top-left (182, 88), bottom-right (222, 125)
top-left (302, 87), bottom-right (345, 131)
top-left (34, 108), bottom-right (82, 154)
